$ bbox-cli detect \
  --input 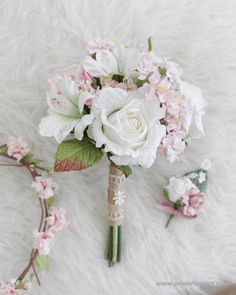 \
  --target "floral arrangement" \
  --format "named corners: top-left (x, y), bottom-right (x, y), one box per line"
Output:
top-left (0, 137), bottom-right (67, 294)
top-left (39, 37), bottom-right (205, 266)
top-left (157, 159), bottom-right (211, 227)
